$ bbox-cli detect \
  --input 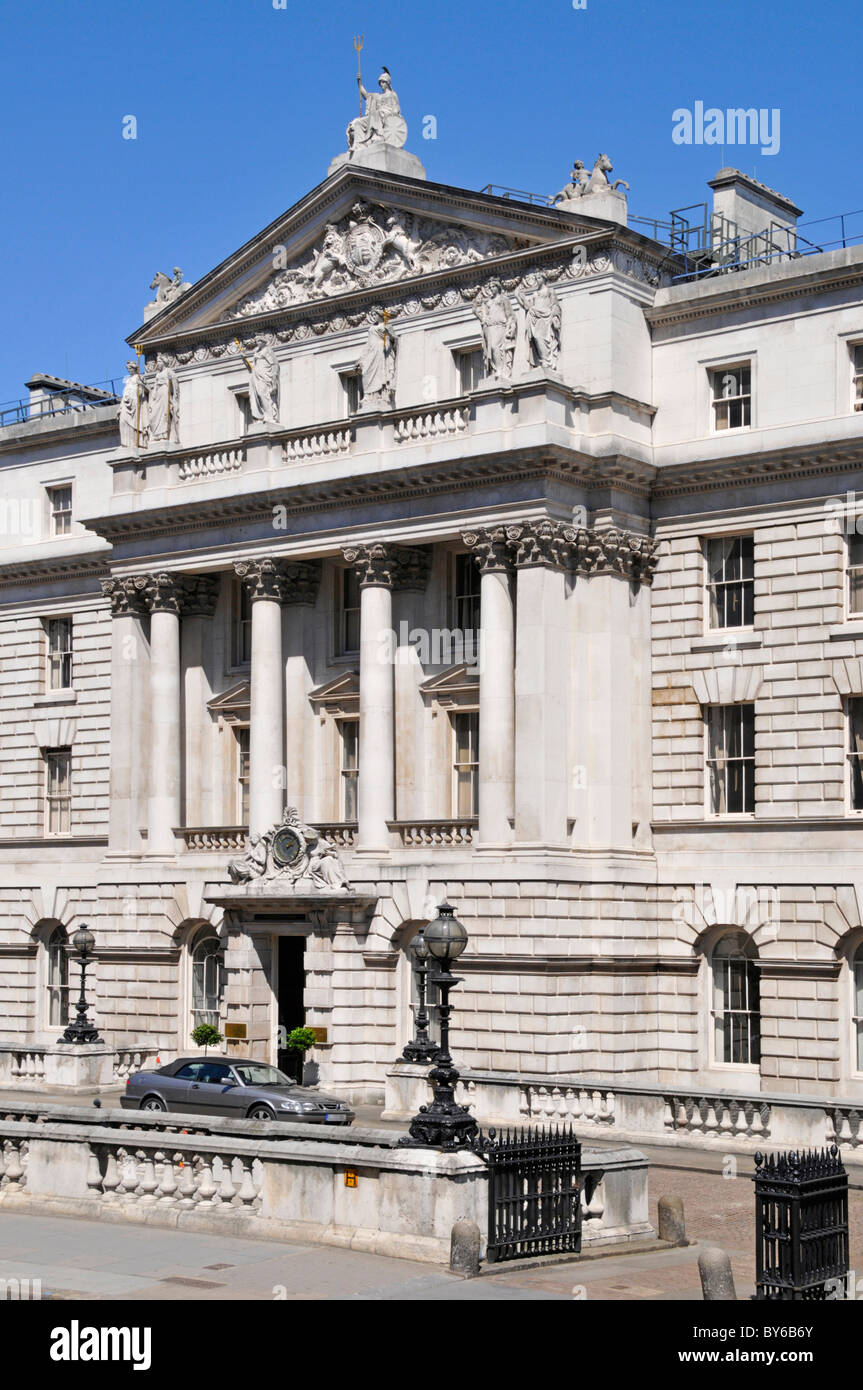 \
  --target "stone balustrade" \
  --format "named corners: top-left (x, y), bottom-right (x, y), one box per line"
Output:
top-left (0, 1050), bottom-right (46, 1084)
top-left (178, 826), bottom-right (248, 852)
top-left (518, 1083), bottom-right (616, 1127)
top-left (389, 819), bottom-right (477, 847)
top-left (177, 446), bottom-right (245, 481)
top-left (393, 406), bottom-right (469, 443)
top-left (663, 1093), bottom-right (771, 1141)
top-left (282, 428), bottom-right (351, 463)
top-left (315, 821), bottom-right (357, 849)
top-left (827, 1106), bottom-right (863, 1148)
top-left (112, 1048), bottom-right (163, 1082)
top-left (0, 1101), bottom-right (651, 1258)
